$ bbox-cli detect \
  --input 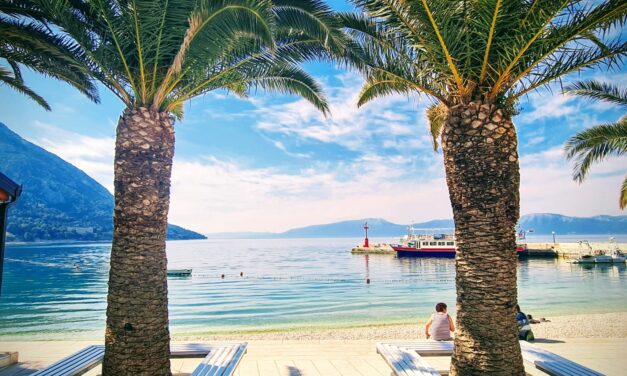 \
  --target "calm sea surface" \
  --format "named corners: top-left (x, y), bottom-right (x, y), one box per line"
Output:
top-left (1, 236), bottom-right (626, 339)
